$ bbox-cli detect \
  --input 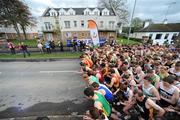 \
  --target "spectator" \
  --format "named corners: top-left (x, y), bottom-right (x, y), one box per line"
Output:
top-left (20, 42), bottom-right (30, 58)
top-left (7, 41), bottom-right (15, 54)
top-left (58, 41), bottom-right (64, 51)
top-left (37, 42), bottom-right (44, 53)
top-left (45, 41), bottom-right (51, 54)
top-left (50, 40), bottom-right (55, 51)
